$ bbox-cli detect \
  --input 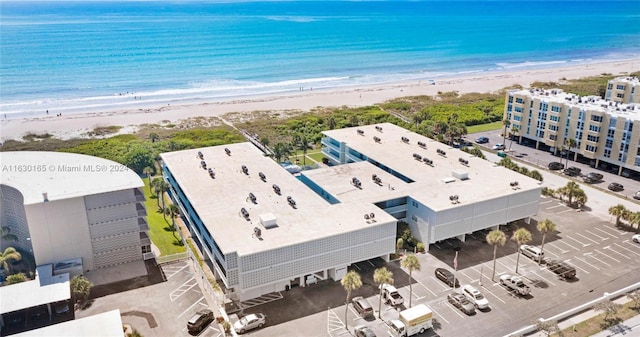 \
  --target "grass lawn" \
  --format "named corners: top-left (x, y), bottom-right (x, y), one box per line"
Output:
top-left (467, 121), bottom-right (503, 134)
top-left (553, 300), bottom-right (639, 337)
top-left (143, 178), bottom-right (186, 256)
top-left (307, 151), bottom-right (326, 163)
